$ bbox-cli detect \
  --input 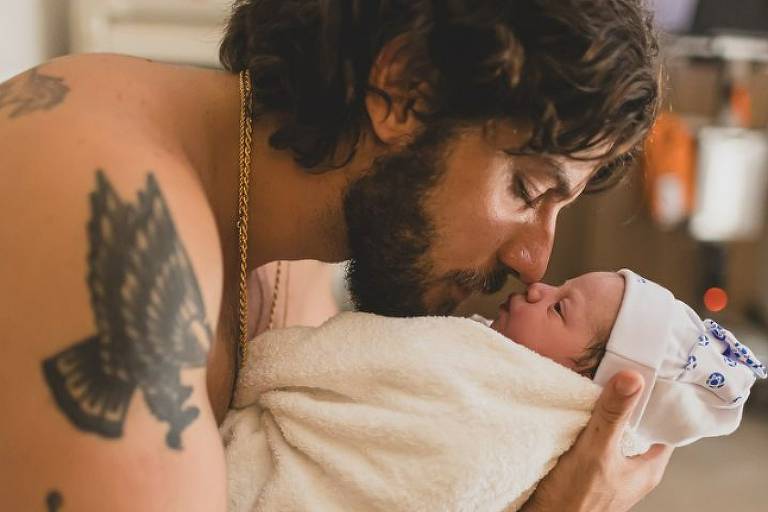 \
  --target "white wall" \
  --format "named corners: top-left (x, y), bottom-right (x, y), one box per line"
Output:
top-left (69, 0), bottom-right (232, 67)
top-left (0, 0), bottom-right (70, 81)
